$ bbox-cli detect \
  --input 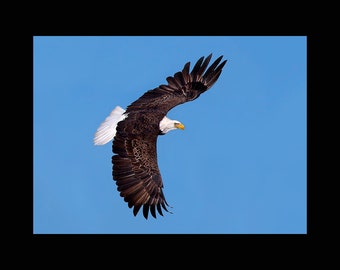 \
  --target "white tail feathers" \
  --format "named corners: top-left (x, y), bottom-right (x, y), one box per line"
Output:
top-left (93, 106), bottom-right (127, 145)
